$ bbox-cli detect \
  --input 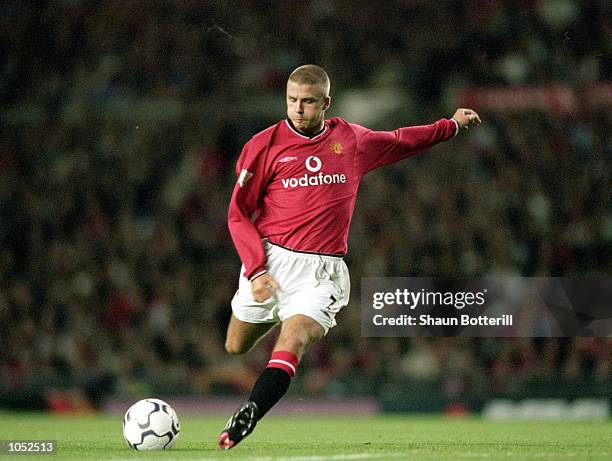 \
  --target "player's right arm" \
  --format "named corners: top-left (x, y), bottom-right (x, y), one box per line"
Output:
top-left (227, 141), bottom-right (269, 282)
top-left (228, 139), bottom-right (281, 302)
top-left (250, 273), bottom-right (280, 303)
